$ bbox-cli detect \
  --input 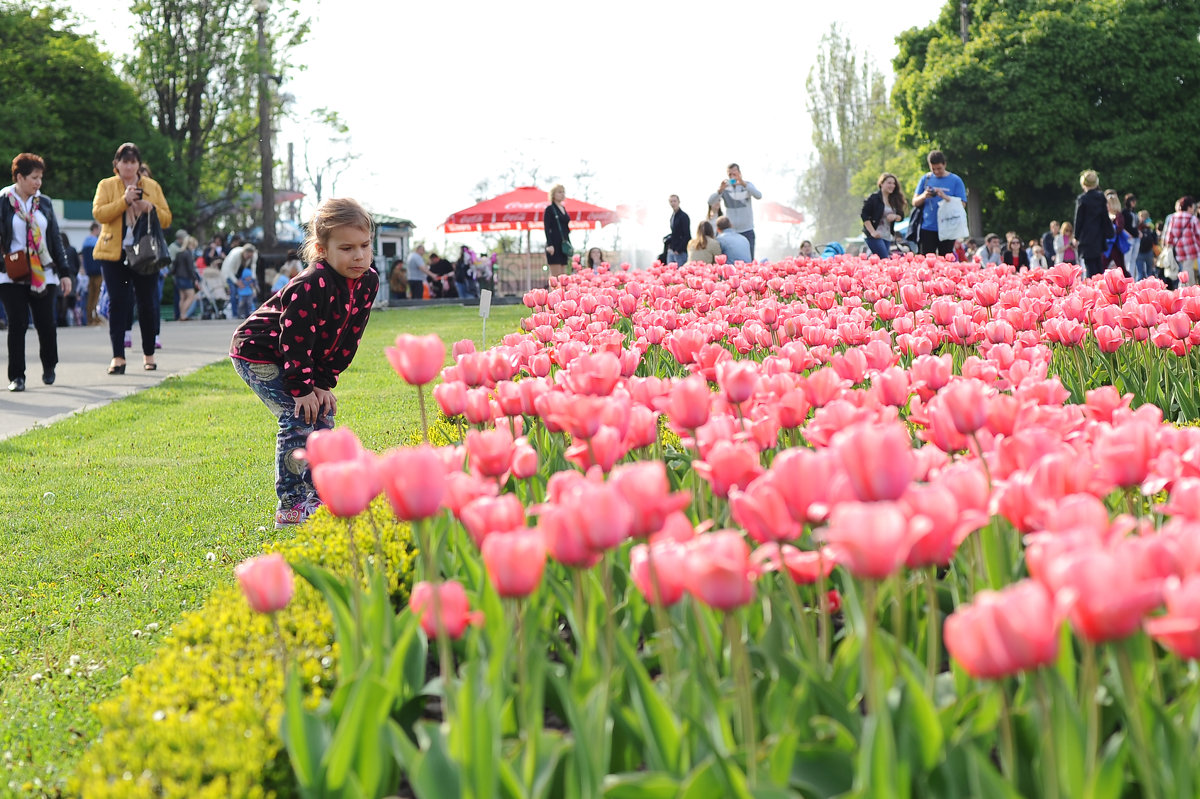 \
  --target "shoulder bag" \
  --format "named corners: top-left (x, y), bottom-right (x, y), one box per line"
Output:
top-left (124, 207), bottom-right (172, 276)
top-left (556, 207), bottom-right (574, 259)
top-left (3, 250), bottom-right (31, 281)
